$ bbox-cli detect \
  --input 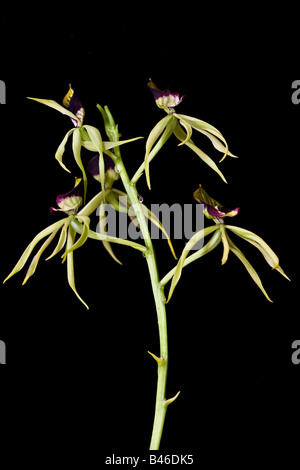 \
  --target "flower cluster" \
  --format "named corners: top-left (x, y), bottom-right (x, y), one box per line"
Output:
top-left (4, 86), bottom-right (178, 307)
top-left (4, 87), bottom-right (145, 308)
